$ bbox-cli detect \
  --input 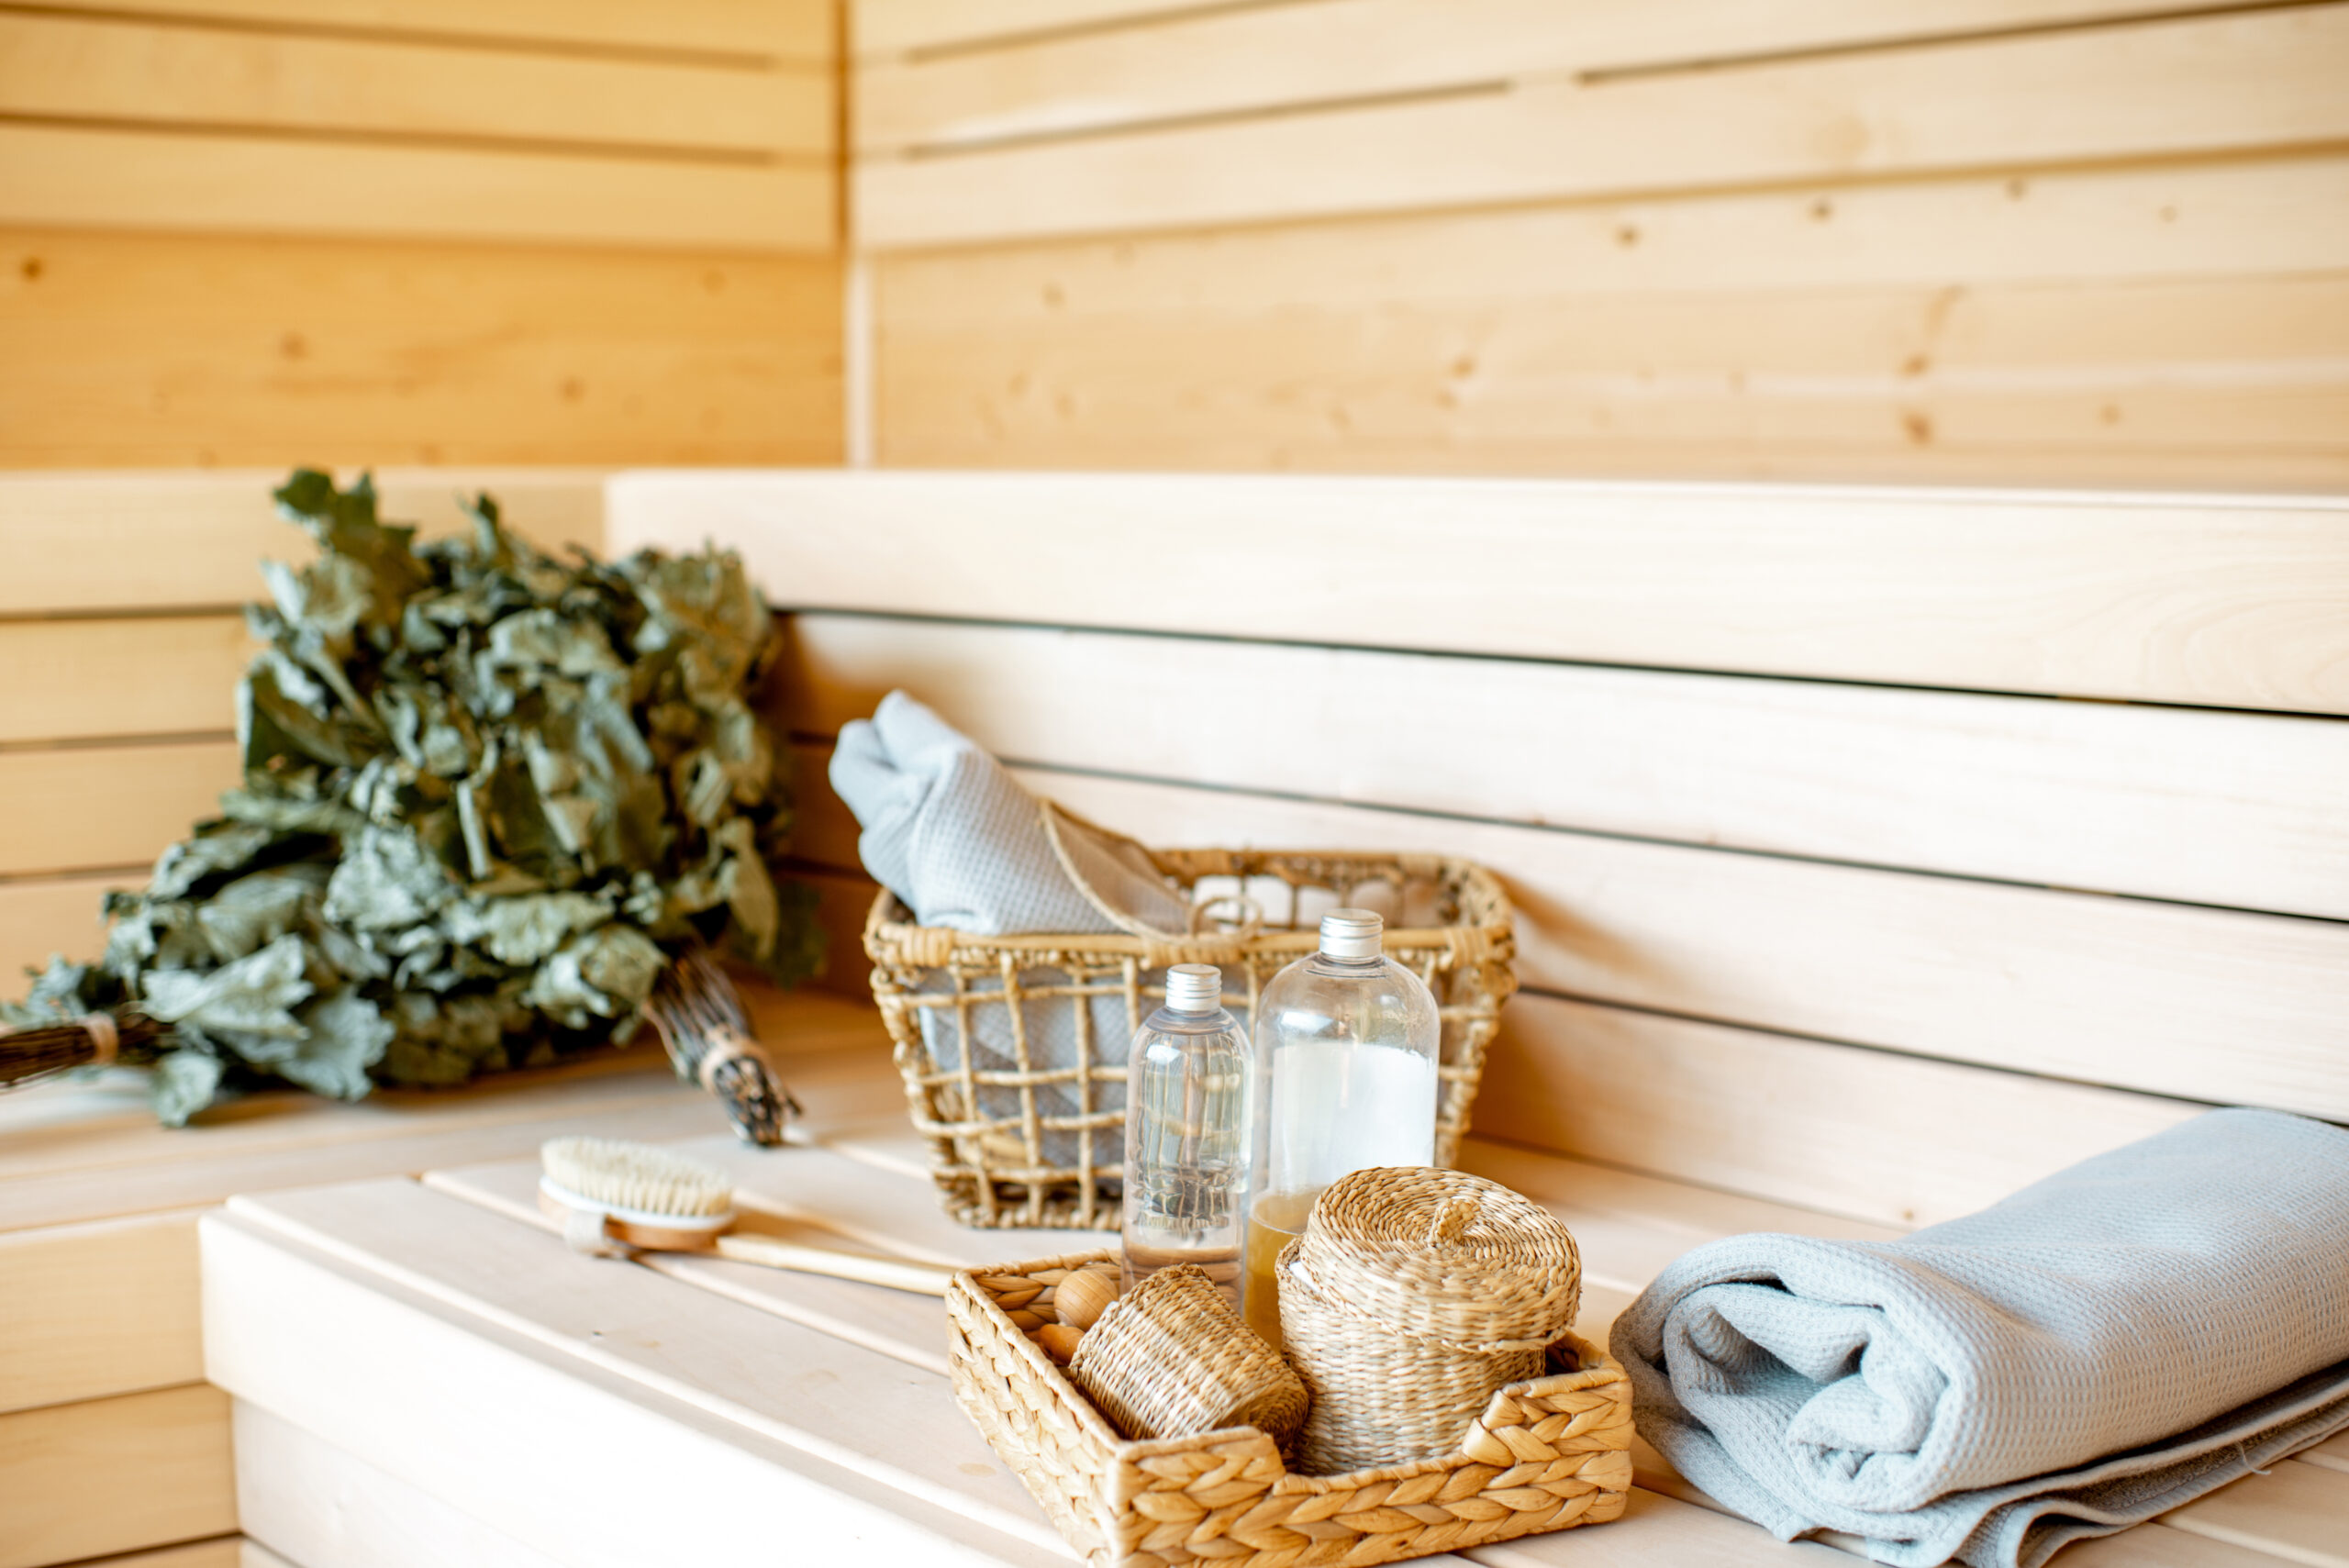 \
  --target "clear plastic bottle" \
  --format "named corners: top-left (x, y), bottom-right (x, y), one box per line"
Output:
top-left (1244, 909), bottom-right (1440, 1349)
top-left (1122, 962), bottom-right (1252, 1304)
